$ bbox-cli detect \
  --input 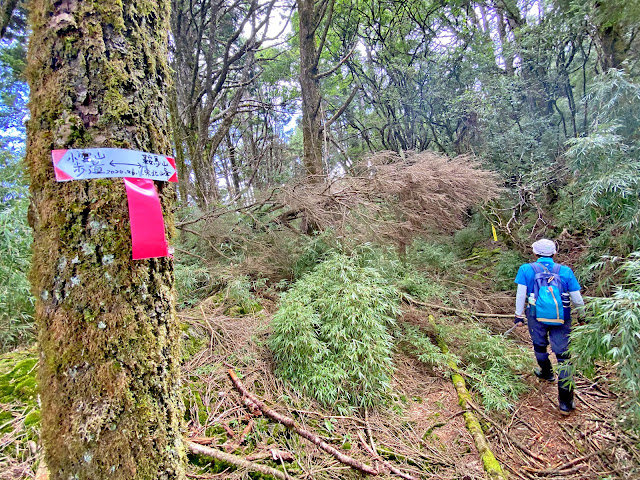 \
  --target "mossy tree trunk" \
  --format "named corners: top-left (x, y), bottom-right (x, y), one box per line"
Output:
top-left (26, 1), bottom-right (186, 479)
top-left (298, 0), bottom-right (326, 182)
